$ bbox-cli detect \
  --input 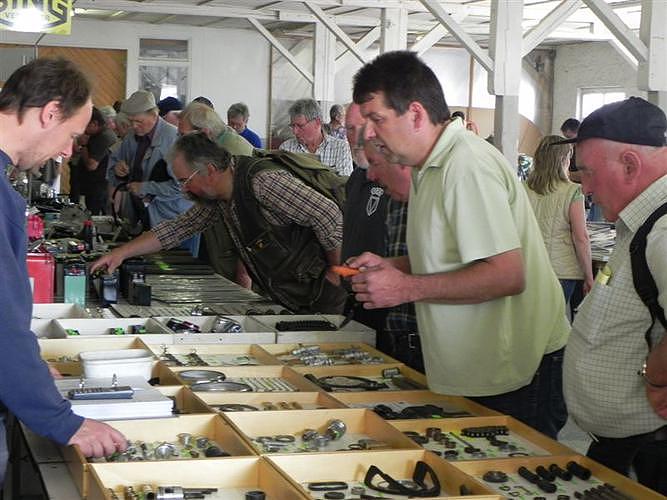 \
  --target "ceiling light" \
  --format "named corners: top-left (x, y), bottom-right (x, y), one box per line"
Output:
top-left (11, 8), bottom-right (47, 32)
